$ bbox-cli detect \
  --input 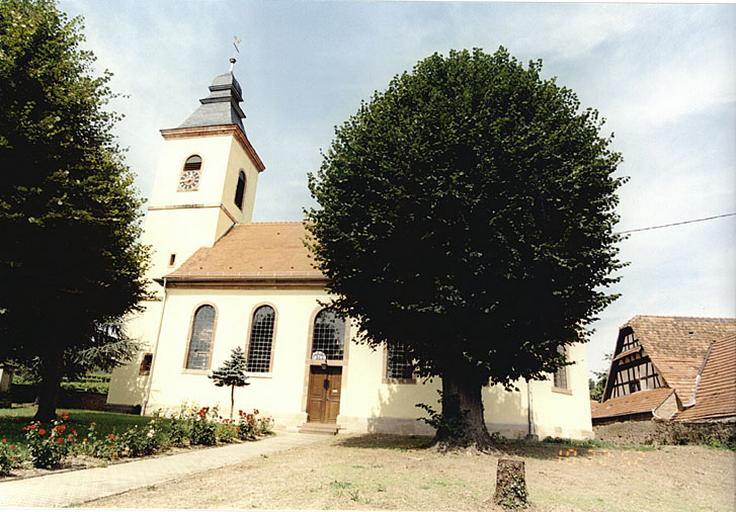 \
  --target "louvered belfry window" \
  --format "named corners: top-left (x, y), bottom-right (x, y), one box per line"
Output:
top-left (184, 155), bottom-right (202, 170)
top-left (386, 343), bottom-right (415, 380)
top-left (311, 309), bottom-right (345, 360)
top-left (186, 305), bottom-right (216, 369)
top-left (246, 305), bottom-right (275, 372)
